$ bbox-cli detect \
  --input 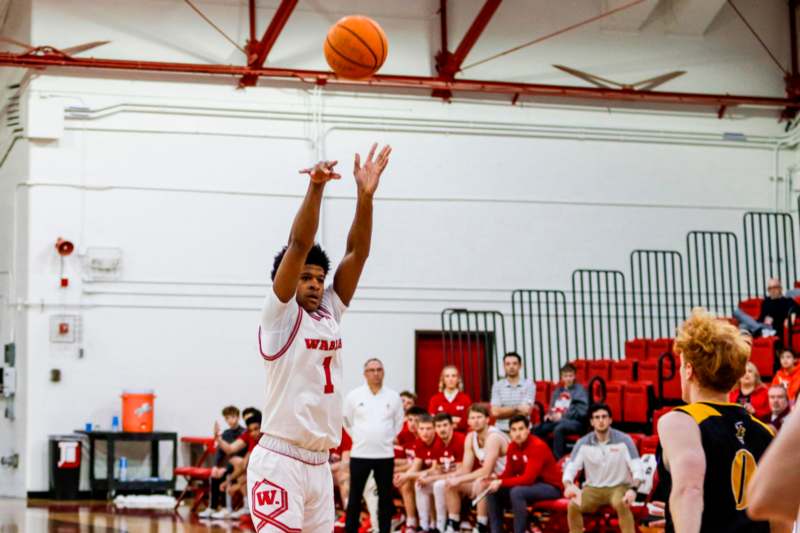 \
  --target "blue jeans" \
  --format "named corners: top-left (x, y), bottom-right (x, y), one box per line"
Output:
top-left (733, 307), bottom-right (769, 336)
top-left (487, 482), bottom-right (562, 533)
